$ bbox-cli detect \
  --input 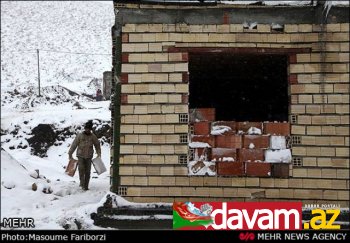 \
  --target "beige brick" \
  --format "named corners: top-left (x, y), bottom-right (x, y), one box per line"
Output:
top-left (332, 158), bottom-right (348, 167)
top-left (174, 63), bottom-right (188, 72)
top-left (175, 177), bottom-right (189, 186)
top-left (127, 187), bottom-right (141, 197)
top-left (337, 169), bottom-right (349, 179)
top-left (284, 24), bottom-right (298, 33)
top-left (174, 166), bottom-right (187, 176)
top-left (175, 23), bottom-right (189, 32)
top-left (306, 105), bottom-right (321, 114)
top-left (321, 169), bottom-right (337, 178)
top-left (334, 83), bottom-right (349, 93)
top-left (120, 176), bottom-right (134, 185)
top-left (307, 168), bottom-right (322, 178)
top-left (133, 125), bottom-right (147, 133)
top-left (202, 25), bottom-right (216, 32)
top-left (291, 105), bottom-right (305, 114)
top-left (338, 191), bottom-right (349, 200)
top-left (168, 94), bottom-right (182, 103)
top-left (151, 155), bottom-right (165, 164)
top-left (209, 187), bottom-right (223, 197)
top-left (297, 116), bottom-right (311, 125)
top-left (151, 134), bottom-right (165, 143)
top-left (232, 177), bottom-right (246, 187)
top-left (162, 24), bottom-right (176, 32)
top-left (128, 74), bottom-right (142, 83)
top-left (161, 84), bottom-right (175, 93)
top-left (223, 188), bottom-right (237, 197)
top-left (340, 23), bottom-right (350, 32)
top-left (301, 136), bottom-right (315, 145)
top-left (293, 168), bottom-right (307, 177)
top-left (121, 105), bottom-right (134, 114)
top-left (292, 147), bottom-right (306, 156)
top-left (169, 73), bottom-right (182, 82)
top-left (154, 187), bottom-right (169, 196)
top-left (189, 177), bottom-right (204, 186)
top-left (149, 43), bottom-right (162, 52)
top-left (265, 189), bottom-right (280, 198)
top-left (288, 178), bottom-right (303, 188)
top-left (326, 23), bottom-right (341, 32)
top-left (298, 24), bottom-right (312, 32)
top-left (336, 147), bottom-right (349, 157)
top-left (134, 177), bottom-right (148, 186)
top-left (161, 125), bottom-right (175, 133)
top-left (330, 136), bottom-right (345, 146)
top-left (160, 166), bottom-right (174, 176)
top-left (189, 25), bottom-right (203, 33)
top-left (257, 24), bottom-right (270, 32)
top-left (125, 135), bottom-right (139, 144)
top-left (175, 145), bottom-right (188, 154)
top-left (154, 94), bottom-right (168, 103)
top-left (246, 177), bottom-right (259, 187)
top-left (174, 105), bottom-right (188, 114)
top-left (323, 190), bottom-right (338, 200)
top-left (290, 84), bottom-right (305, 94)
top-left (291, 125), bottom-right (305, 135)
top-left (122, 85), bottom-right (135, 94)
top-left (120, 164), bottom-right (133, 175)
top-left (175, 125), bottom-right (188, 133)
top-left (120, 145), bottom-right (133, 154)
top-left (300, 158), bottom-right (315, 167)
top-left (320, 147), bottom-right (336, 157)
top-left (161, 105), bottom-right (175, 113)
top-left (161, 145), bottom-right (174, 154)
top-left (195, 187), bottom-right (210, 197)
top-left (195, 33), bottom-right (209, 42)
top-left (165, 114), bottom-right (179, 123)
top-left (148, 177), bottom-right (163, 186)
top-left (230, 24), bottom-right (243, 32)
top-left (260, 178), bottom-right (274, 187)
top-left (295, 189), bottom-right (323, 199)
top-left (133, 145), bottom-right (147, 154)
top-left (140, 188), bottom-right (155, 197)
